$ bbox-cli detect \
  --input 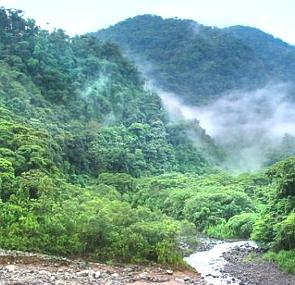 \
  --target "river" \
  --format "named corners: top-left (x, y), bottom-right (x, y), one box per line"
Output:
top-left (184, 239), bottom-right (258, 285)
